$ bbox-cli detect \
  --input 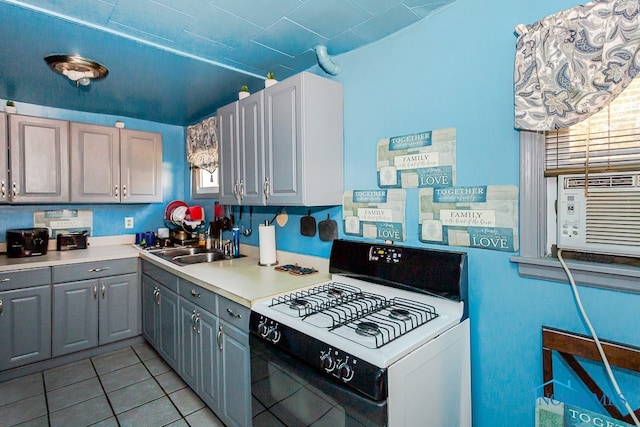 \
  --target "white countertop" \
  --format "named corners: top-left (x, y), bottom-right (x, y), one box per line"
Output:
top-left (0, 242), bottom-right (331, 308)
